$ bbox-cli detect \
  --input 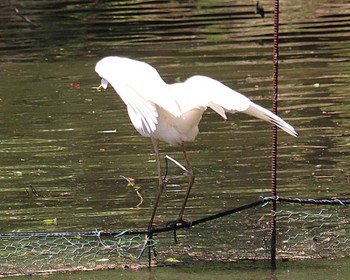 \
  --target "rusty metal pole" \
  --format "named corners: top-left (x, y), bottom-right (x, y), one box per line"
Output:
top-left (271, 0), bottom-right (280, 270)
